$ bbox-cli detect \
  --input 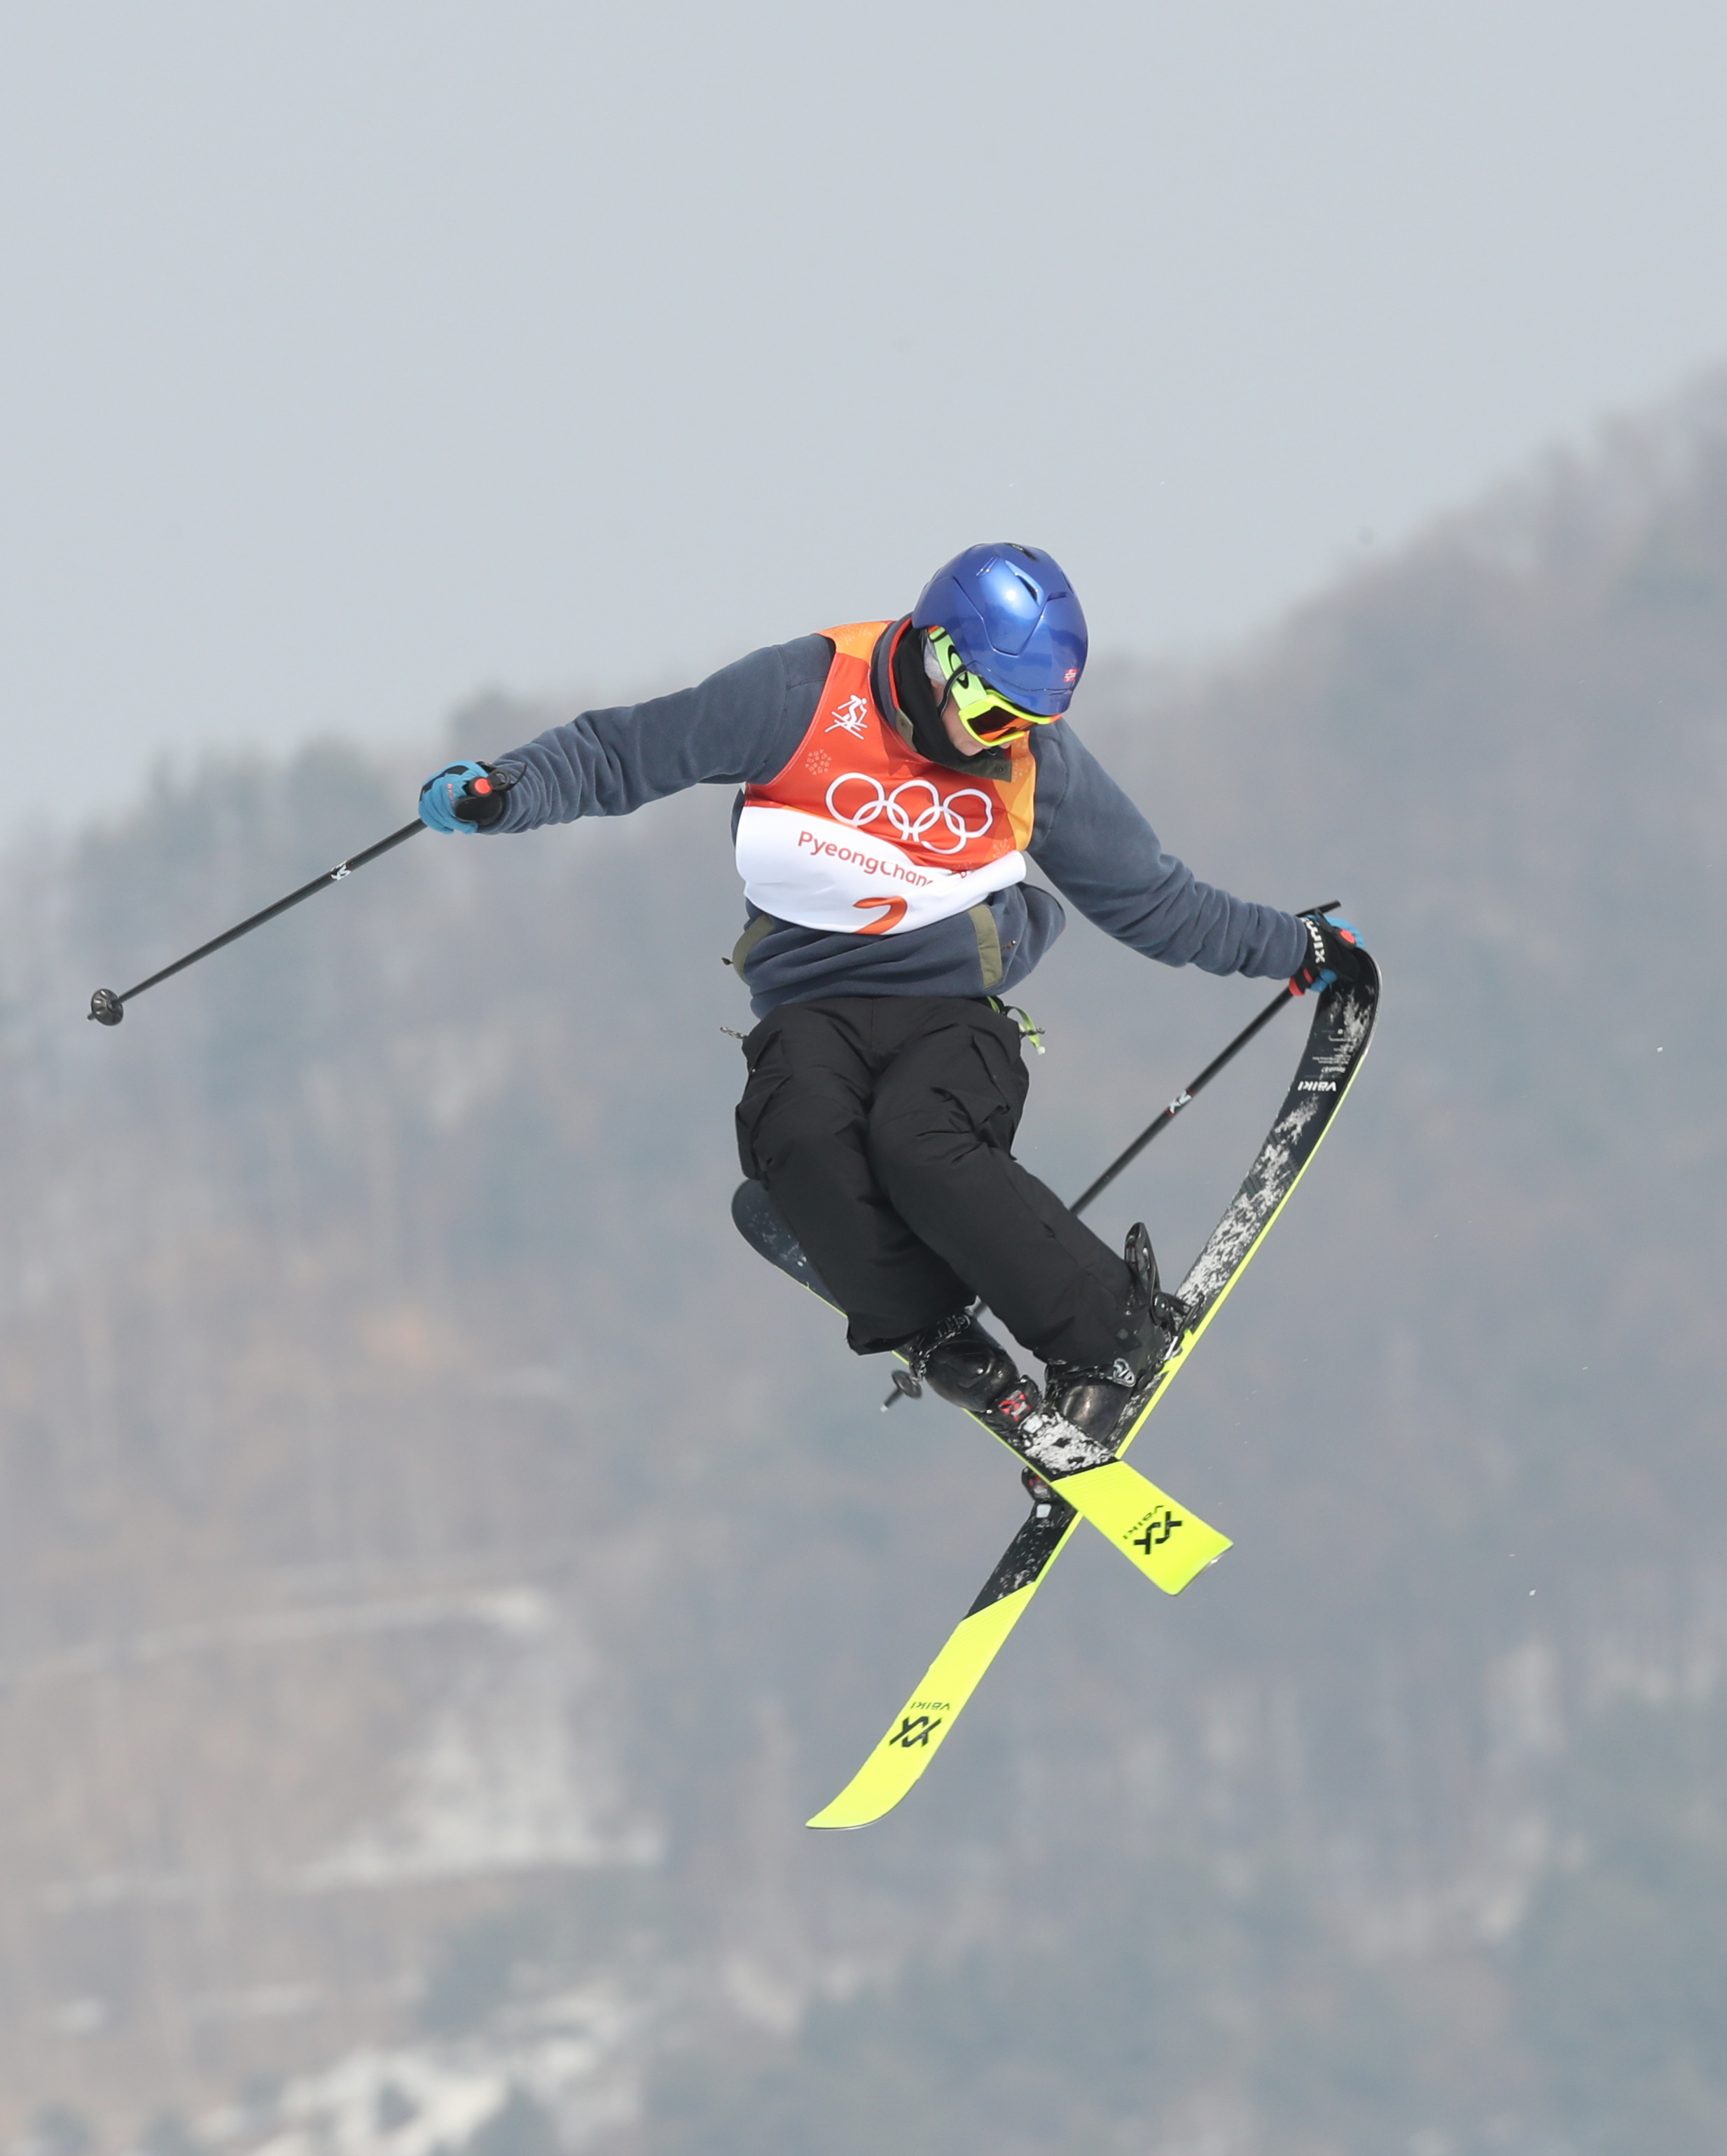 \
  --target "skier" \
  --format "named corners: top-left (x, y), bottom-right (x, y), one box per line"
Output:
top-left (417, 544), bottom-right (1368, 1442)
